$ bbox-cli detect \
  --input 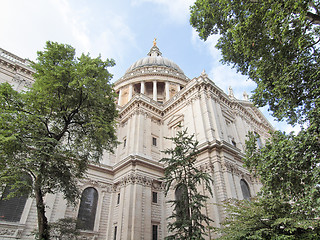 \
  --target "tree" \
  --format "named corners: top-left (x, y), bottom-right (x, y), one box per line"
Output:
top-left (245, 131), bottom-right (320, 216)
top-left (217, 197), bottom-right (320, 240)
top-left (0, 41), bottom-right (118, 240)
top-left (49, 218), bottom-right (80, 240)
top-left (190, 0), bottom-right (320, 126)
top-left (190, 1), bottom-right (320, 238)
top-left (160, 129), bottom-right (213, 240)
top-left (214, 132), bottom-right (320, 240)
